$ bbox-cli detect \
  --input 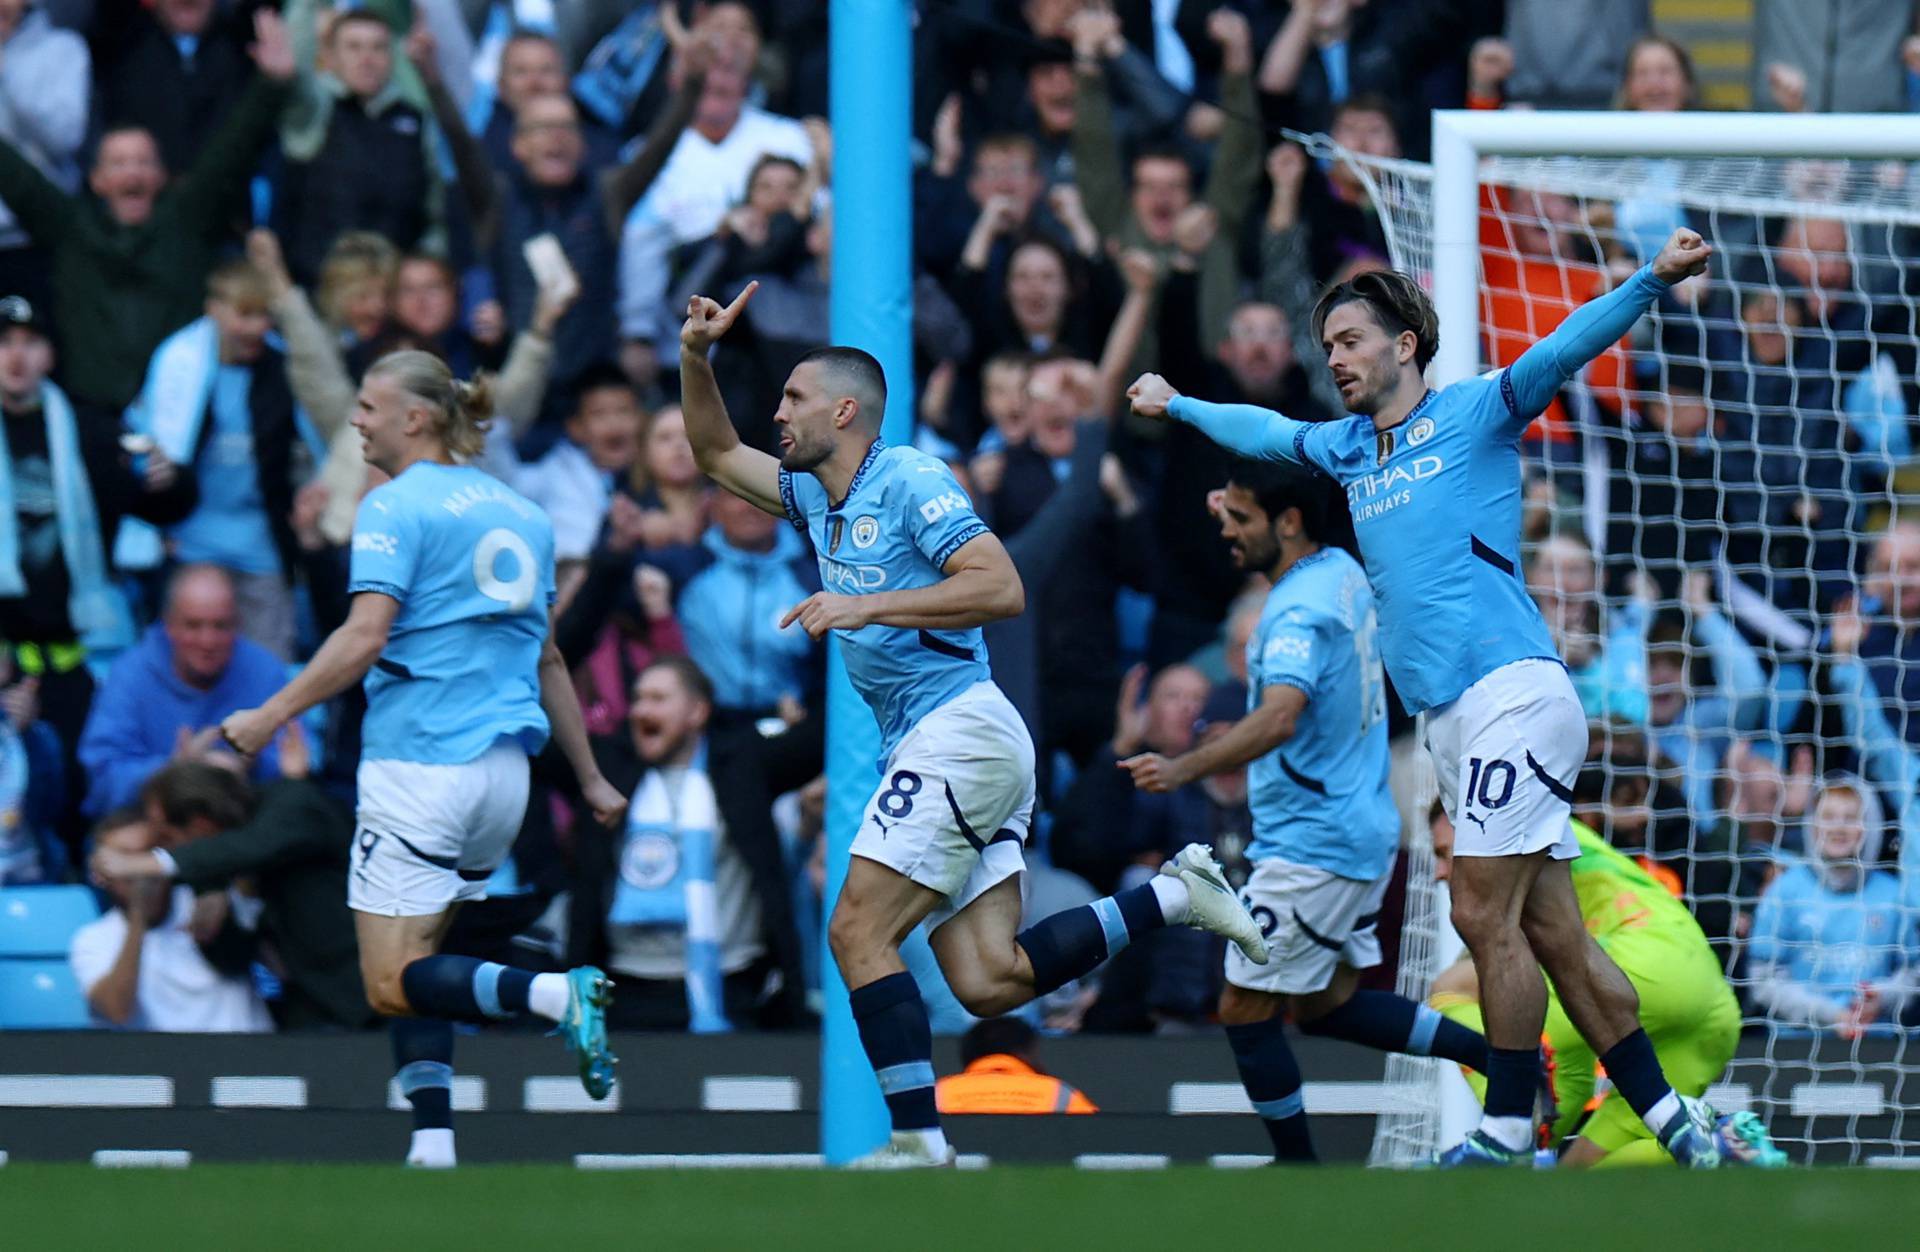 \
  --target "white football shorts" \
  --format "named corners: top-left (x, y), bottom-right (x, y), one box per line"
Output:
top-left (1226, 857), bottom-right (1391, 995)
top-left (1424, 657), bottom-right (1584, 861)
top-left (349, 740), bottom-right (531, 917)
top-left (851, 681), bottom-right (1036, 932)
